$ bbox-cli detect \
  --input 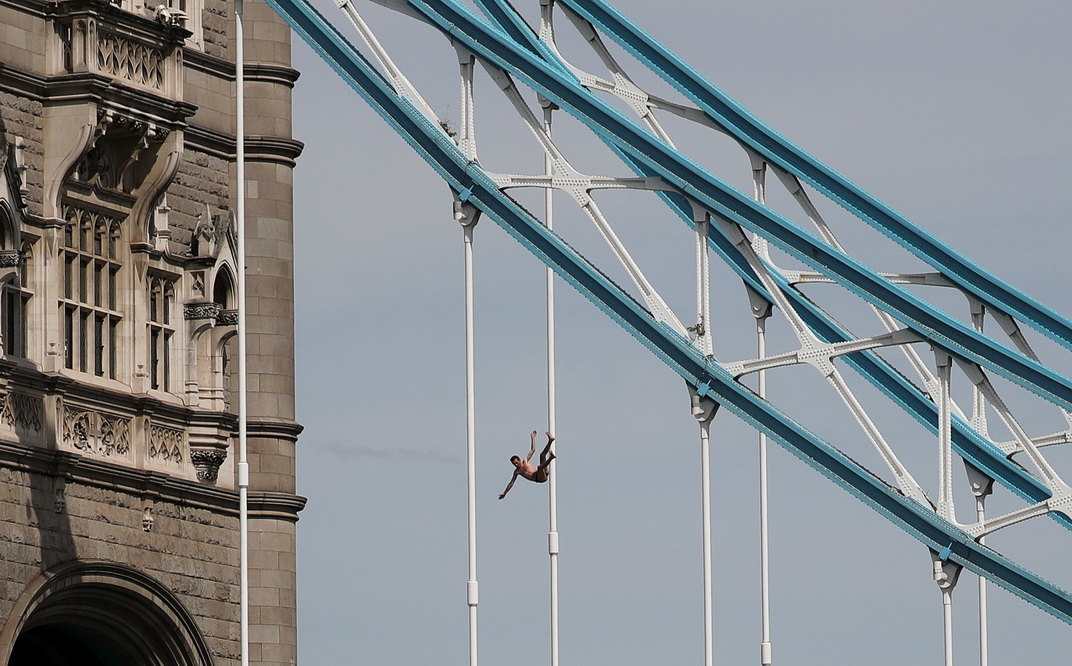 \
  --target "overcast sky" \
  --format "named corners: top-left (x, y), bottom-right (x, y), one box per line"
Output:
top-left (288, 1), bottom-right (1072, 663)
